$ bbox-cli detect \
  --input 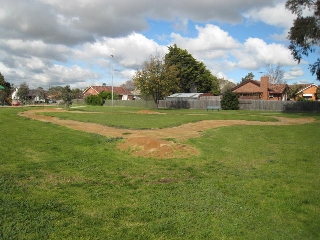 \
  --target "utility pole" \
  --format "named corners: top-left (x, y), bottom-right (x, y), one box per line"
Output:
top-left (111, 55), bottom-right (114, 108)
